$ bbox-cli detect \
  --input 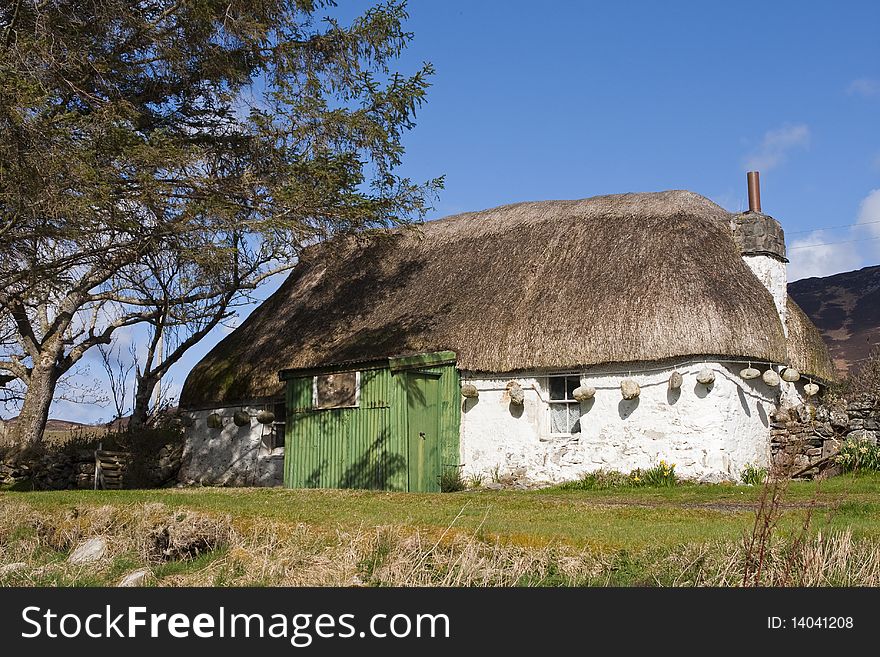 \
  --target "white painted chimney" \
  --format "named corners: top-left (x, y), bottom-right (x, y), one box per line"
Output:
top-left (730, 171), bottom-right (788, 333)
